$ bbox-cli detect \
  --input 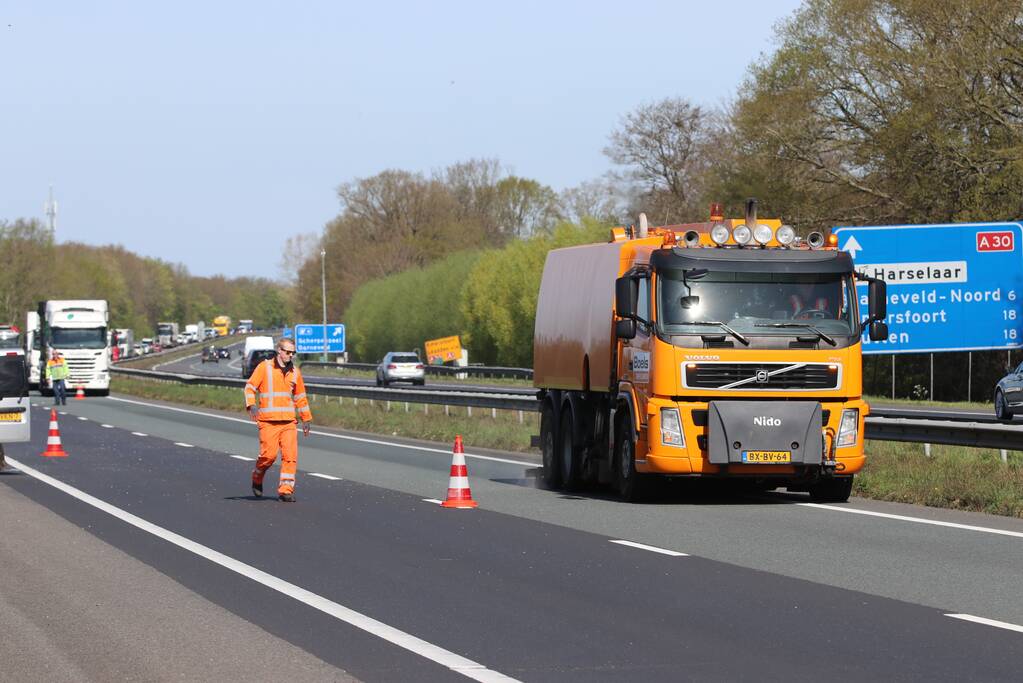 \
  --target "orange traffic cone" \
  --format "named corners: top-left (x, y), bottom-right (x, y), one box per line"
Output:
top-left (40, 409), bottom-right (68, 457)
top-left (75, 385), bottom-right (85, 400)
top-left (441, 435), bottom-right (478, 508)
